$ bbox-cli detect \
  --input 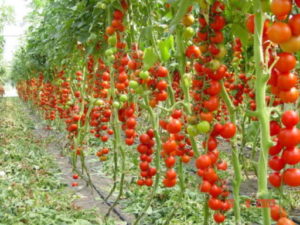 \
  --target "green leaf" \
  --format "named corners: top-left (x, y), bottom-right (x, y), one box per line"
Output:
top-left (143, 47), bottom-right (159, 69)
top-left (158, 36), bottom-right (174, 62)
top-left (231, 24), bottom-right (249, 47)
